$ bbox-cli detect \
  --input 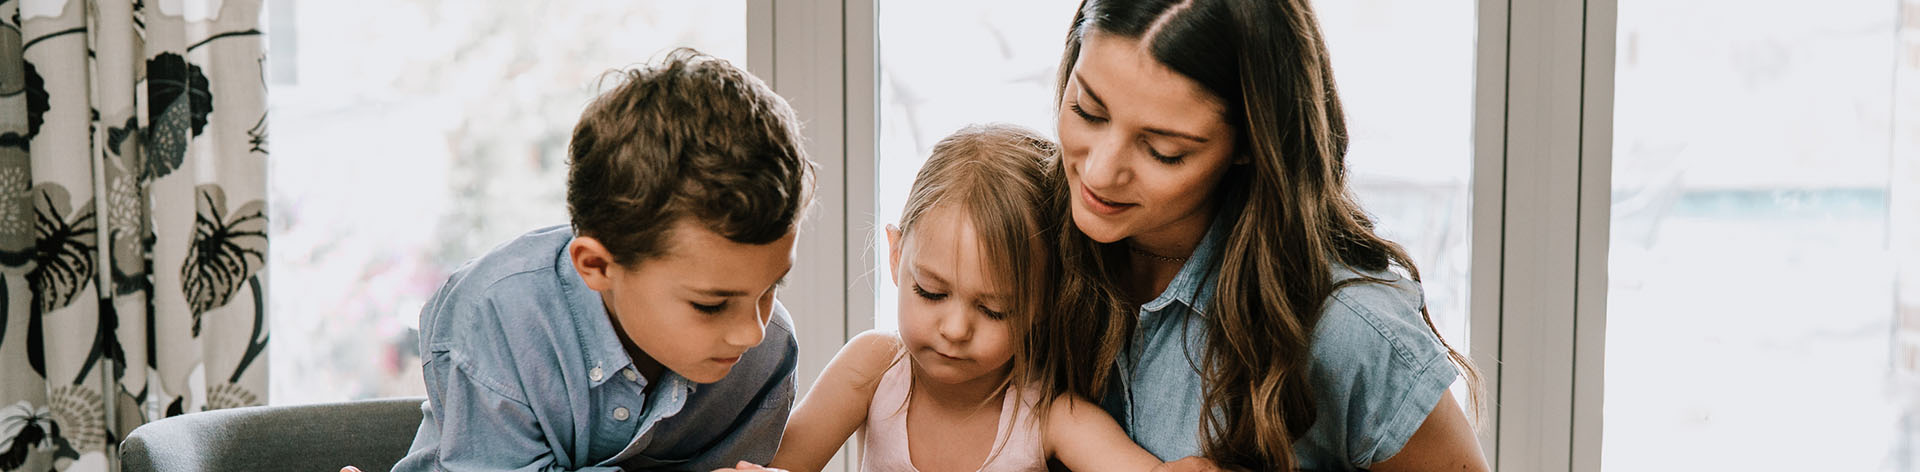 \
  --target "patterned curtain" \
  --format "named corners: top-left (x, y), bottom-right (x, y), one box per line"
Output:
top-left (0, 0), bottom-right (268, 470)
